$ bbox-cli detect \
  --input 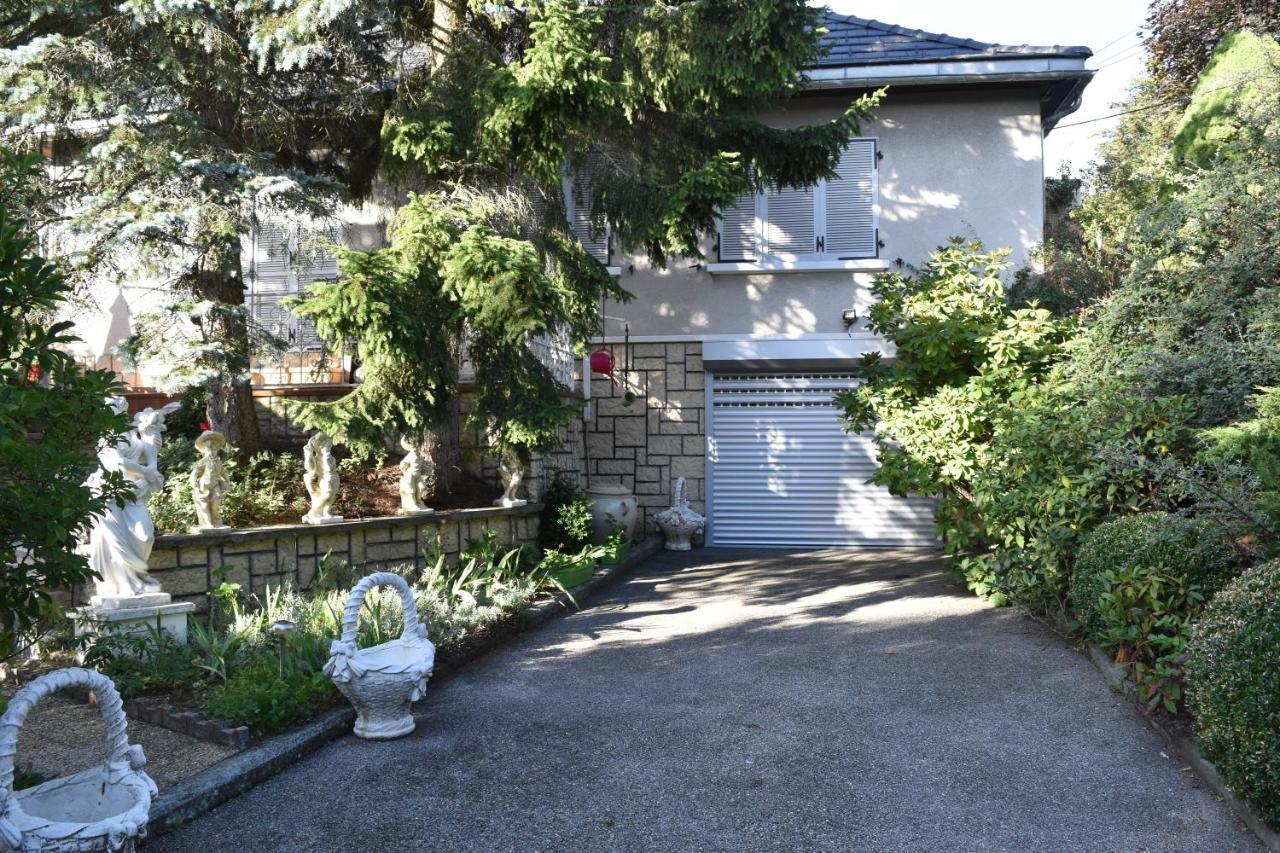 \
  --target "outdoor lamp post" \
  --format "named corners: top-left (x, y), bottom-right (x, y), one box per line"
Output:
top-left (270, 619), bottom-right (296, 679)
